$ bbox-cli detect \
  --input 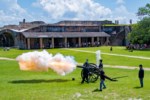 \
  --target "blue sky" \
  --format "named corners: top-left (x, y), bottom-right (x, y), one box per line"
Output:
top-left (0, 0), bottom-right (149, 27)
